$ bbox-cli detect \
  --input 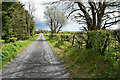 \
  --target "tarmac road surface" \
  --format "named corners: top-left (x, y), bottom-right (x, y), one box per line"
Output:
top-left (1, 33), bottom-right (71, 79)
